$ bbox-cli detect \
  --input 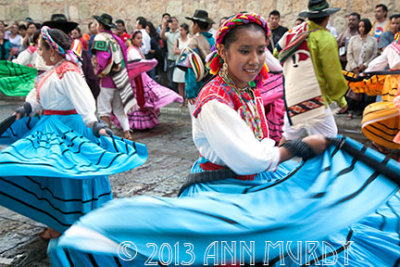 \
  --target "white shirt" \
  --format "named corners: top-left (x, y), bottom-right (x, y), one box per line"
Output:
top-left (139, 29), bottom-right (151, 56)
top-left (26, 61), bottom-right (97, 126)
top-left (193, 100), bottom-right (280, 175)
top-left (365, 43), bottom-right (400, 72)
top-left (265, 49), bottom-right (282, 72)
top-left (12, 48), bottom-right (37, 67)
